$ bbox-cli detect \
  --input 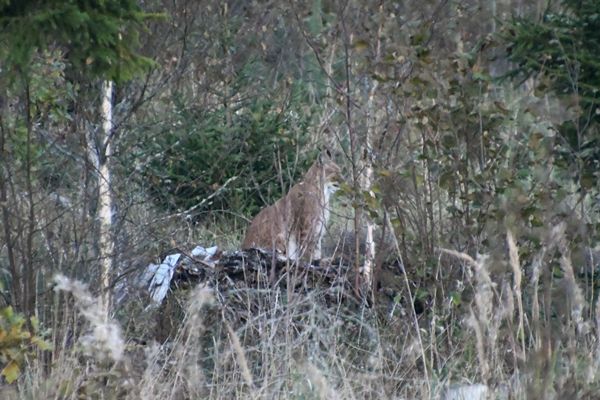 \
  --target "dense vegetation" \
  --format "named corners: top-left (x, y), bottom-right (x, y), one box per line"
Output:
top-left (1, 0), bottom-right (600, 398)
